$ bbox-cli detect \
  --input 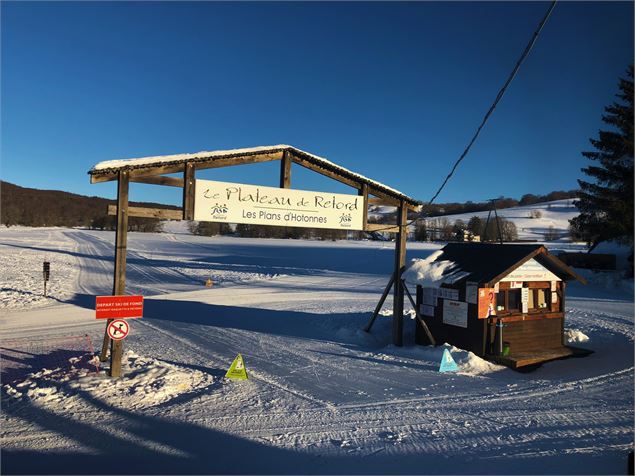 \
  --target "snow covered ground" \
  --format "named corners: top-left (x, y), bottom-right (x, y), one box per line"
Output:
top-left (1, 226), bottom-right (633, 474)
